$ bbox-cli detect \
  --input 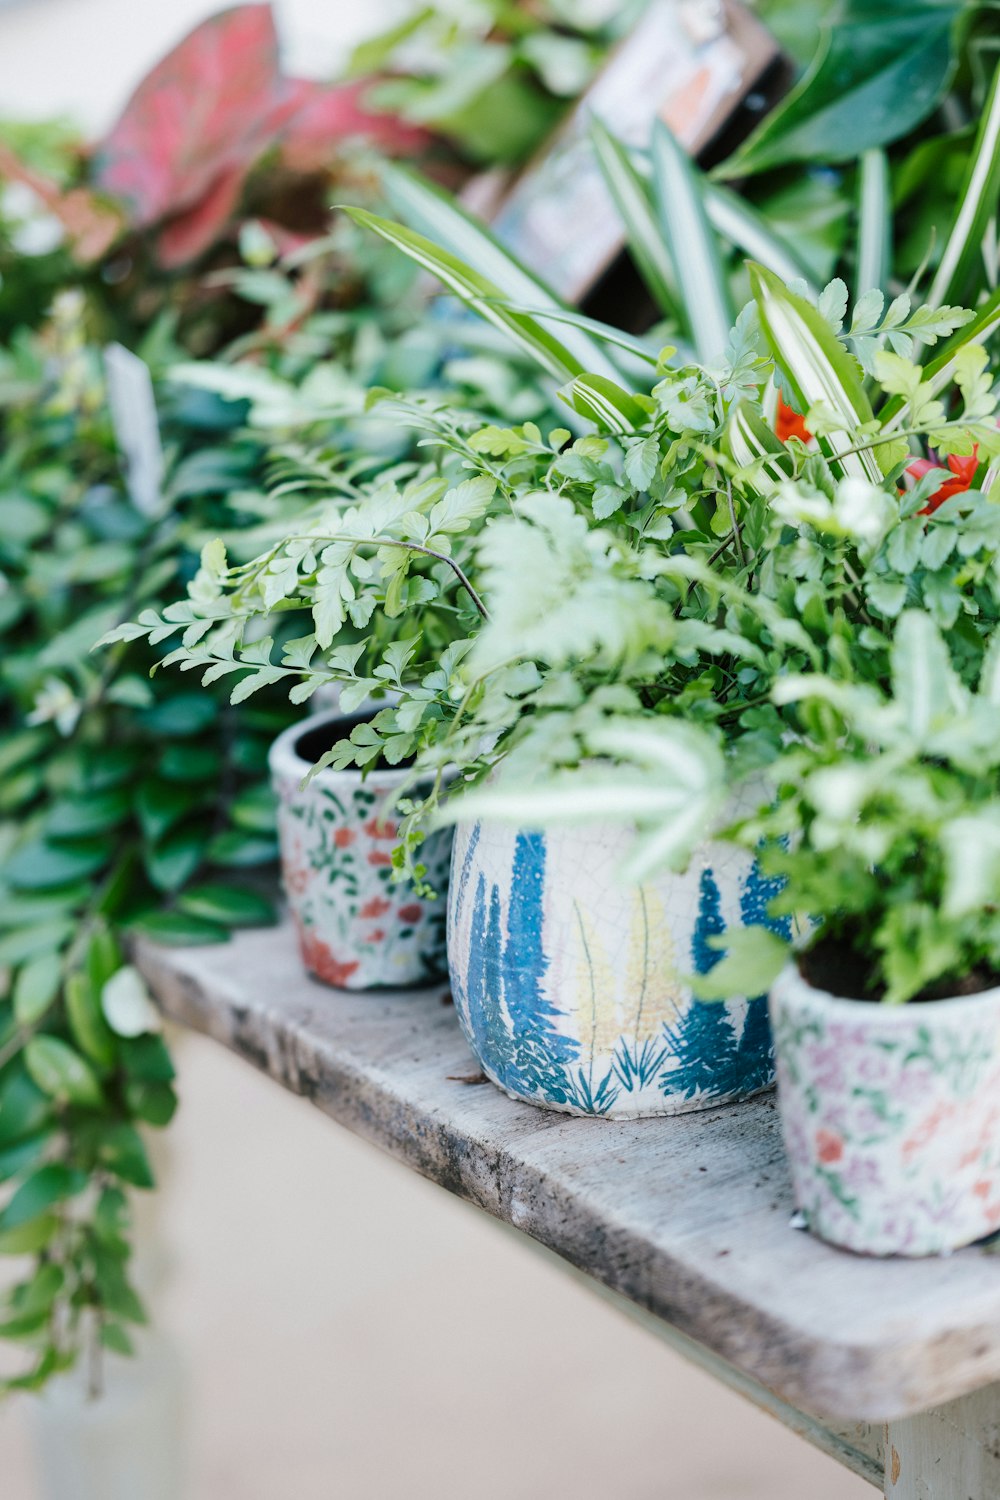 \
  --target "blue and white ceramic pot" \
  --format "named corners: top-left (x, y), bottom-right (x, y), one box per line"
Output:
top-left (447, 819), bottom-right (790, 1118)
